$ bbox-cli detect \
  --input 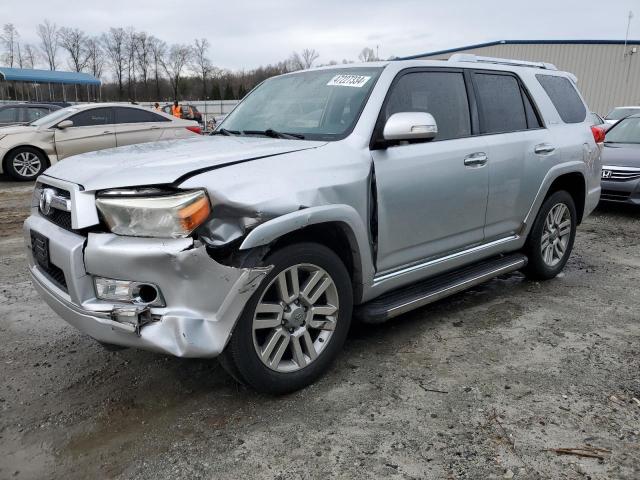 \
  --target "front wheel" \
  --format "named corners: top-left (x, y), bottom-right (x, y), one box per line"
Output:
top-left (5, 147), bottom-right (47, 181)
top-left (219, 242), bottom-right (353, 394)
top-left (523, 190), bottom-right (577, 280)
